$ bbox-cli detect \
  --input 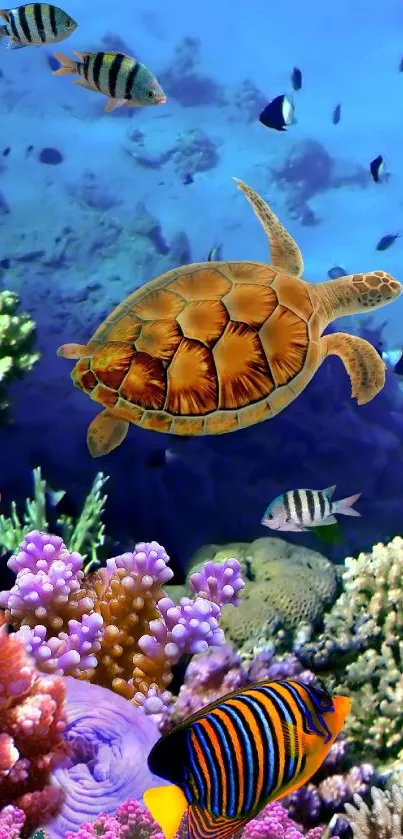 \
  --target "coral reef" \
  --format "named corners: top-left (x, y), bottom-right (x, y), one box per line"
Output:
top-left (62, 800), bottom-right (165, 839)
top-left (342, 784), bottom-right (403, 838)
top-left (270, 139), bottom-right (369, 224)
top-left (47, 679), bottom-right (162, 838)
top-left (189, 537), bottom-right (339, 653)
top-left (0, 531), bottom-right (243, 708)
top-left (161, 38), bottom-right (226, 106)
top-left (0, 467), bottom-right (108, 569)
top-left (0, 627), bottom-right (67, 836)
top-left (0, 290), bottom-right (39, 416)
top-left (298, 536), bottom-right (403, 768)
